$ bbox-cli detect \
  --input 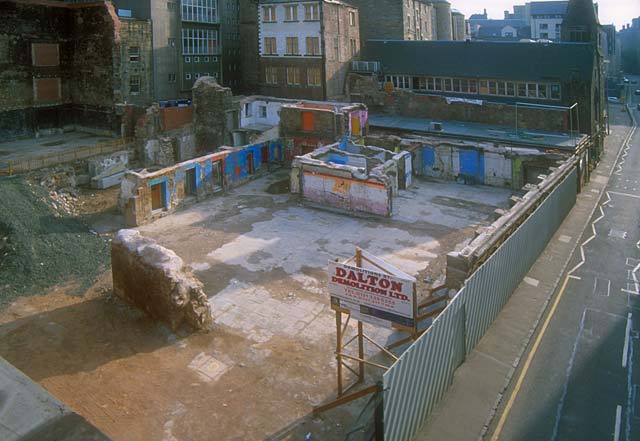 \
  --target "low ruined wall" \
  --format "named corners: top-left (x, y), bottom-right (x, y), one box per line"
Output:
top-left (112, 229), bottom-right (212, 331)
top-left (365, 134), bottom-right (568, 191)
top-left (297, 161), bottom-right (392, 217)
top-left (347, 74), bottom-right (568, 133)
top-left (120, 140), bottom-right (285, 226)
top-left (446, 157), bottom-right (578, 287)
